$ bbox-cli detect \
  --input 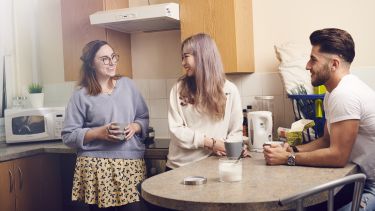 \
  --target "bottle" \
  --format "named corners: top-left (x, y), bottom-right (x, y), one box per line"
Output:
top-left (314, 85), bottom-right (326, 118)
top-left (246, 105), bottom-right (253, 113)
top-left (242, 109), bottom-right (248, 137)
